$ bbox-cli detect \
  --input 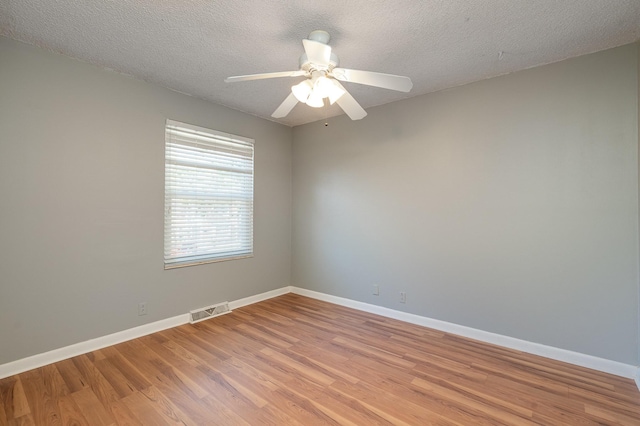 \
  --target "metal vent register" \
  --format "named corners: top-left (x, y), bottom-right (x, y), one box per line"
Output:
top-left (189, 302), bottom-right (231, 324)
